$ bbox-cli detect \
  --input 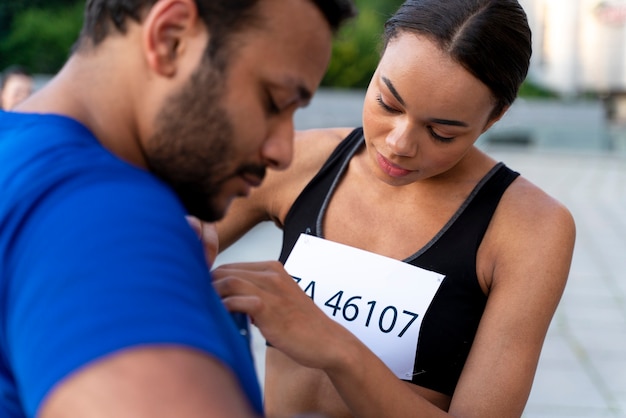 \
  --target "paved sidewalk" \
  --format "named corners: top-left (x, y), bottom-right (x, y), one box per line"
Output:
top-left (216, 90), bottom-right (626, 417)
